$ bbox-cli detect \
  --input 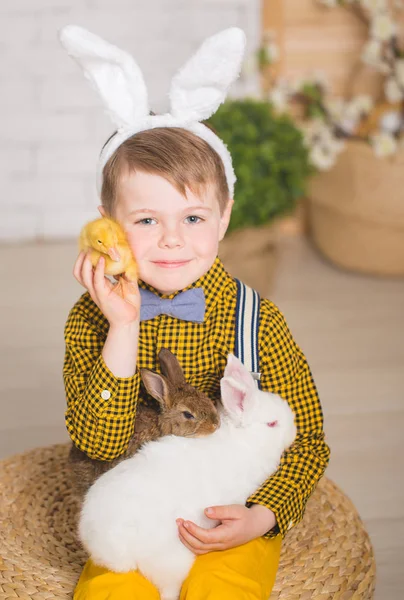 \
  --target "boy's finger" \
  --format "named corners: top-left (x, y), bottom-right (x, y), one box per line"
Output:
top-left (178, 522), bottom-right (224, 554)
top-left (73, 250), bottom-right (86, 287)
top-left (177, 522), bottom-right (206, 551)
top-left (178, 531), bottom-right (198, 554)
top-left (93, 256), bottom-right (115, 301)
top-left (81, 251), bottom-right (97, 299)
top-left (204, 505), bottom-right (241, 520)
top-left (93, 256), bottom-right (106, 294)
top-left (182, 520), bottom-right (224, 544)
